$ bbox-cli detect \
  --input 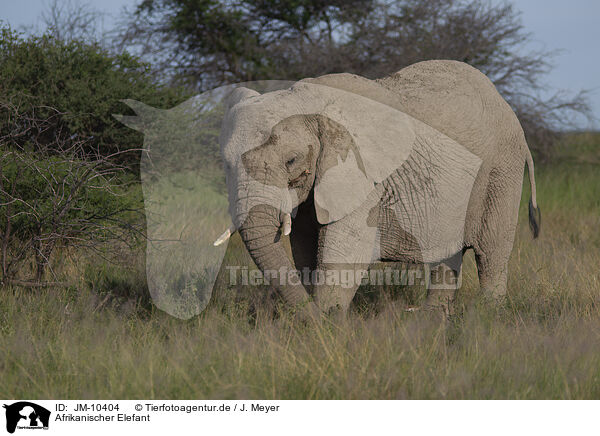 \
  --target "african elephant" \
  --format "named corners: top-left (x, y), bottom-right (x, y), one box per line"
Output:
top-left (216, 60), bottom-right (540, 317)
